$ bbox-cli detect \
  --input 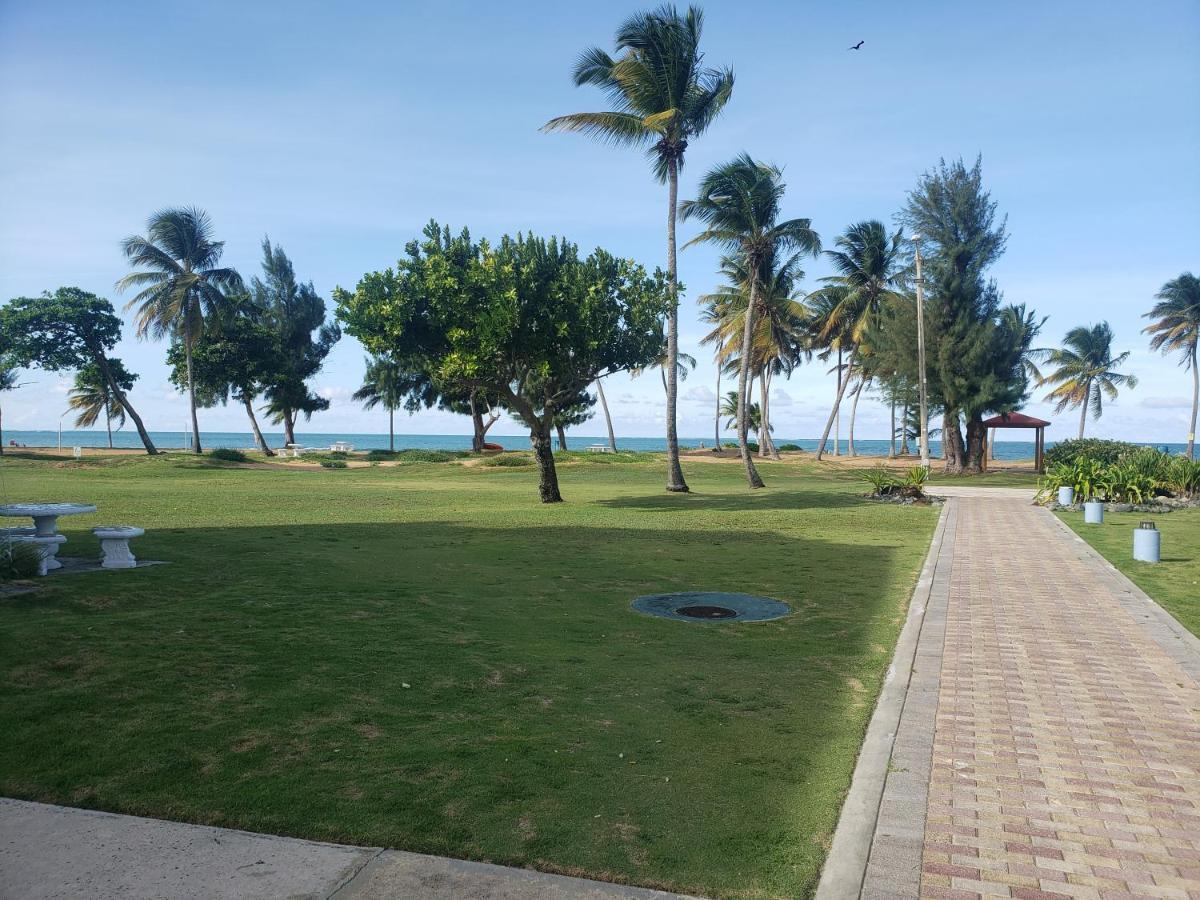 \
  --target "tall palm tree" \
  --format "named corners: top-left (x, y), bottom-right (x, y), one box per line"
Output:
top-left (719, 390), bottom-right (764, 442)
top-left (681, 154), bottom-right (819, 487)
top-left (353, 354), bottom-right (405, 452)
top-left (544, 4), bottom-right (733, 494)
top-left (116, 207), bottom-right (243, 453)
top-left (700, 253), bottom-right (808, 459)
top-left (809, 221), bottom-right (905, 460)
top-left (67, 360), bottom-right (137, 449)
top-left (1038, 322), bottom-right (1138, 438)
top-left (1144, 273), bottom-right (1200, 459)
